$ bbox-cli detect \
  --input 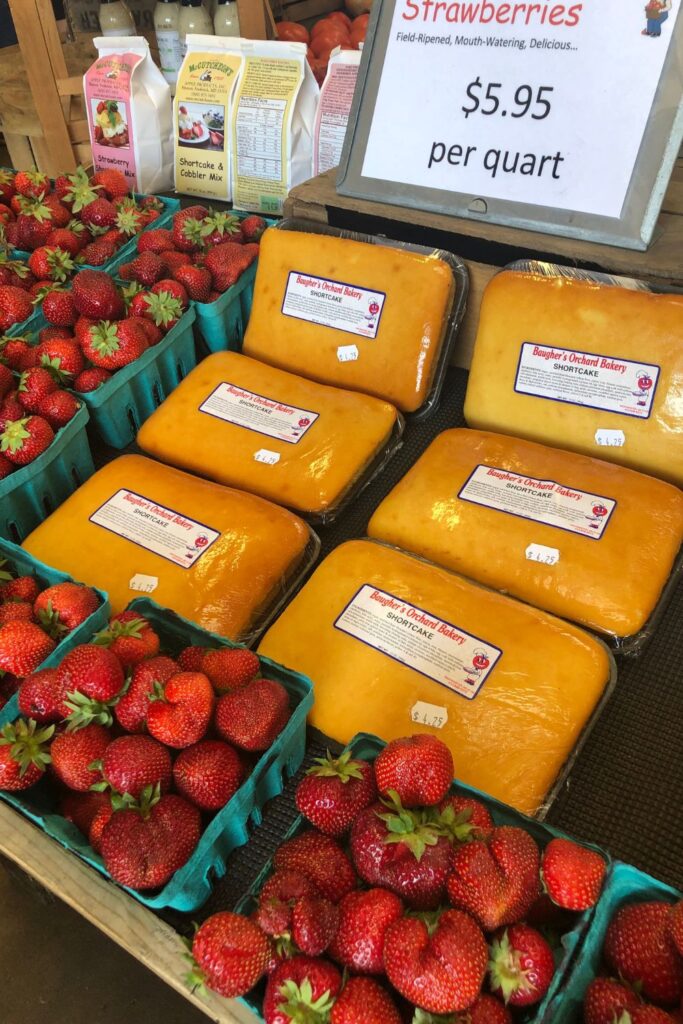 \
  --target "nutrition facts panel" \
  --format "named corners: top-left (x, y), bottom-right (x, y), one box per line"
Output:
top-left (235, 97), bottom-right (286, 181)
